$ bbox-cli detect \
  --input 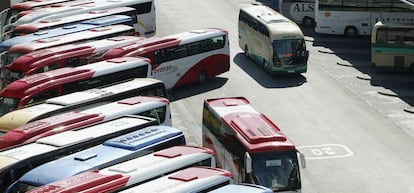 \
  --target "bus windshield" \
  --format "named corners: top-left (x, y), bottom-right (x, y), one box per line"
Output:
top-left (252, 150), bottom-right (299, 192)
top-left (273, 39), bottom-right (307, 65)
top-left (0, 97), bottom-right (19, 117)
